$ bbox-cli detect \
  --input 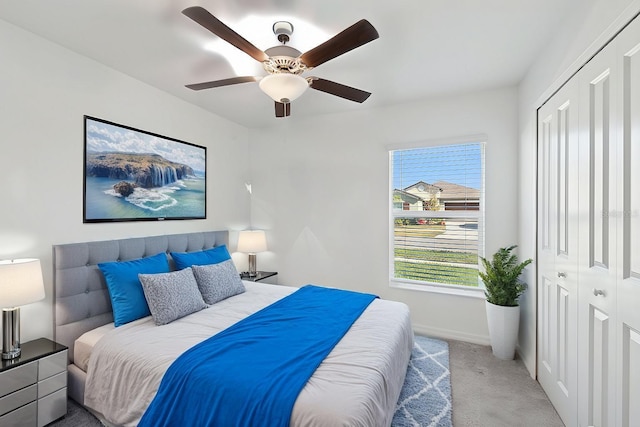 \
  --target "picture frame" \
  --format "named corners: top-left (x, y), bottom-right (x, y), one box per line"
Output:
top-left (83, 116), bottom-right (206, 223)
